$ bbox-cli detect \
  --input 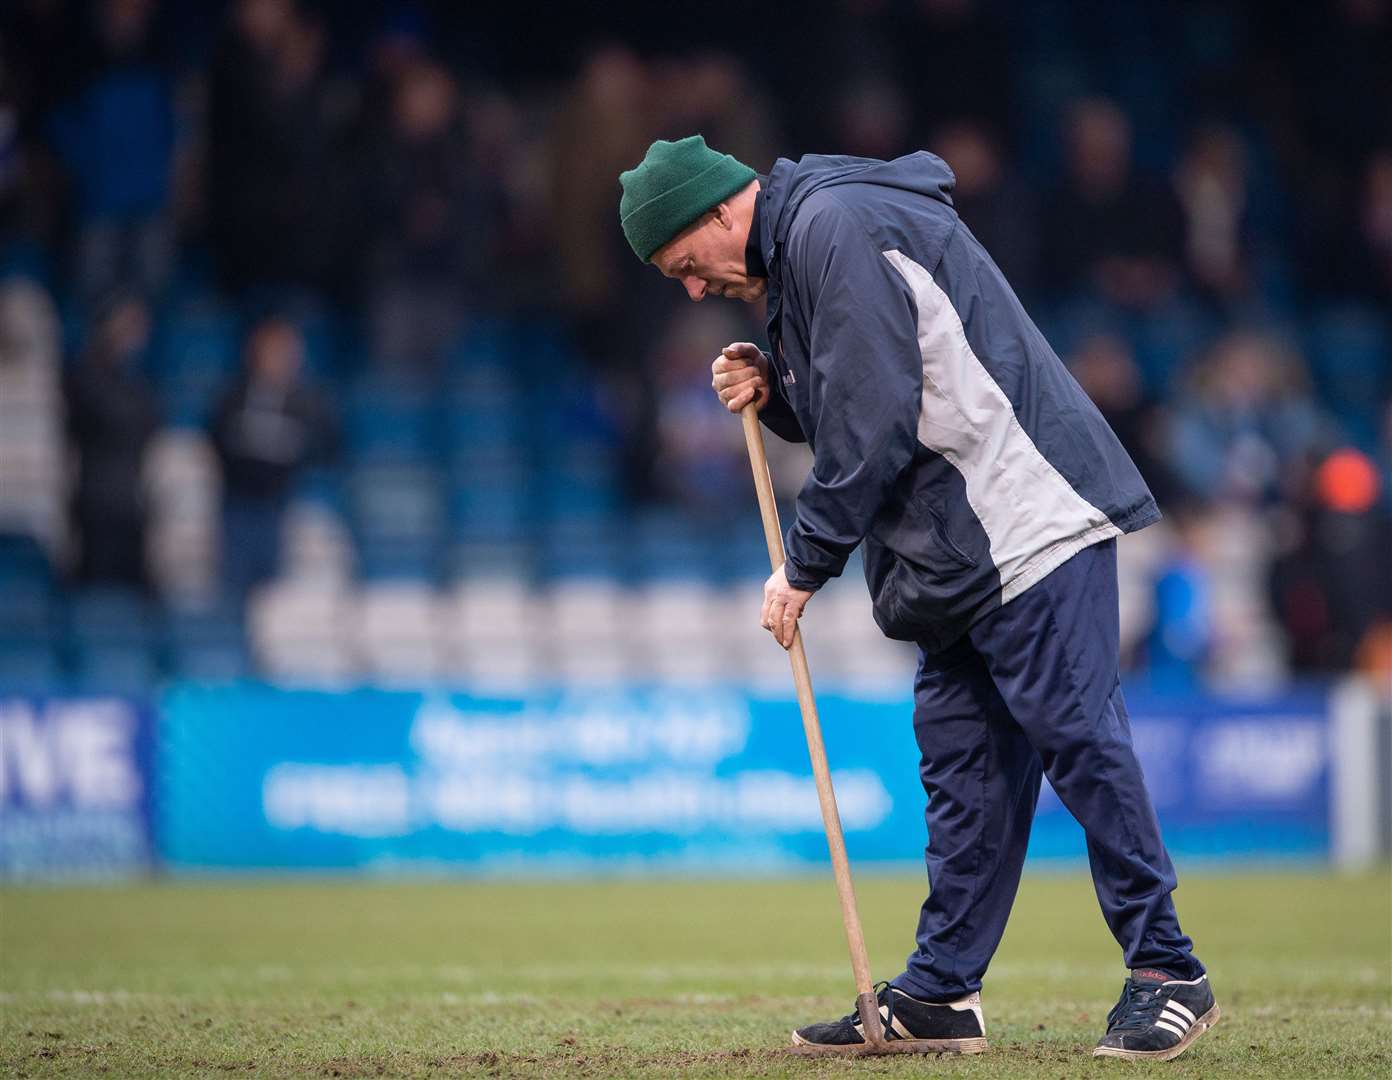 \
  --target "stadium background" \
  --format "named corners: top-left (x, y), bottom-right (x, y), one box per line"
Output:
top-left (2, 0), bottom-right (1391, 893)
top-left (2, 3), bottom-right (1390, 1078)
